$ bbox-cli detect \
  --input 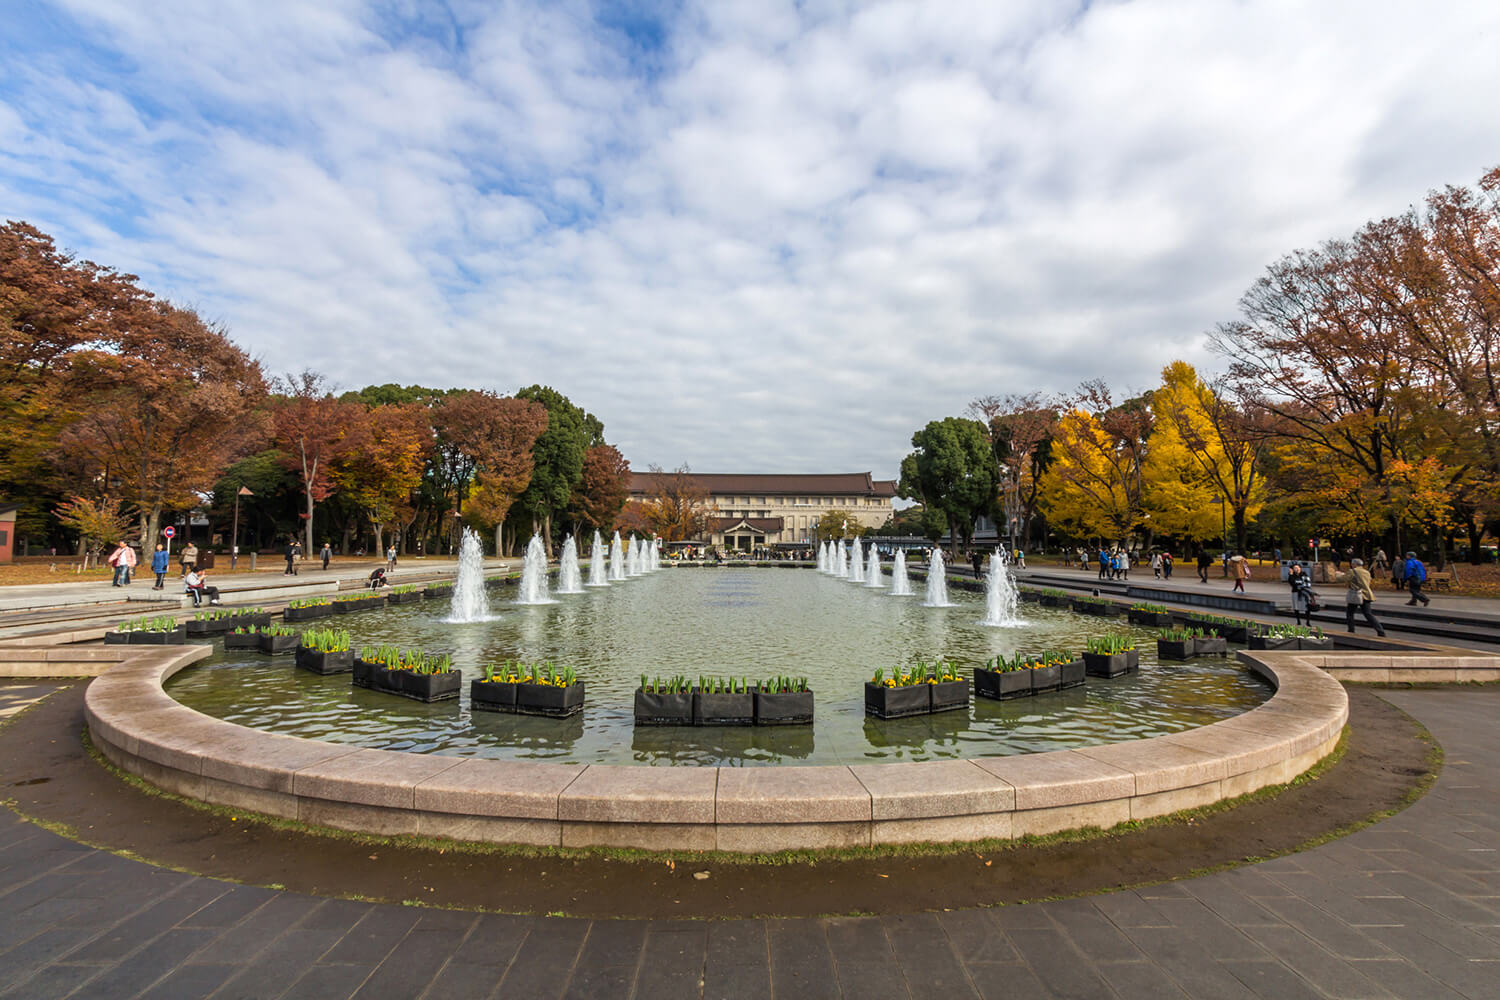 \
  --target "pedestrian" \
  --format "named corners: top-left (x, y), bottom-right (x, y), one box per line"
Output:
top-left (107, 541), bottom-right (129, 586)
top-left (1197, 549), bottom-right (1211, 583)
top-left (284, 538), bottom-right (297, 576)
top-left (1287, 562), bottom-right (1315, 626)
top-left (320, 541), bottom-right (331, 571)
top-left (1098, 546), bottom-right (1108, 580)
top-left (180, 541), bottom-right (198, 575)
top-left (386, 543), bottom-right (397, 572)
top-left (184, 567), bottom-right (221, 606)
top-left (1014, 548), bottom-right (1026, 569)
top-left (1162, 551), bottom-right (1174, 579)
top-left (1151, 552), bottom-right (1162, 579)
top-left (1402, 551), bottom-right (1430, 606)
top-left (1373, 548), bottom-right (1389, 572)
top-left (1079, 548), bottom-right (1089, 572)
top-left (971, 550), bottom-right (982, 577)
top-left (1230, 552), bottom-right (1251, 593)
top-left (119, 540), bottom-right (136, 584)
top-left (150, 543), bottom-right (169, 589)
top-left (1344, 558), bottom-right (1386, 636)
